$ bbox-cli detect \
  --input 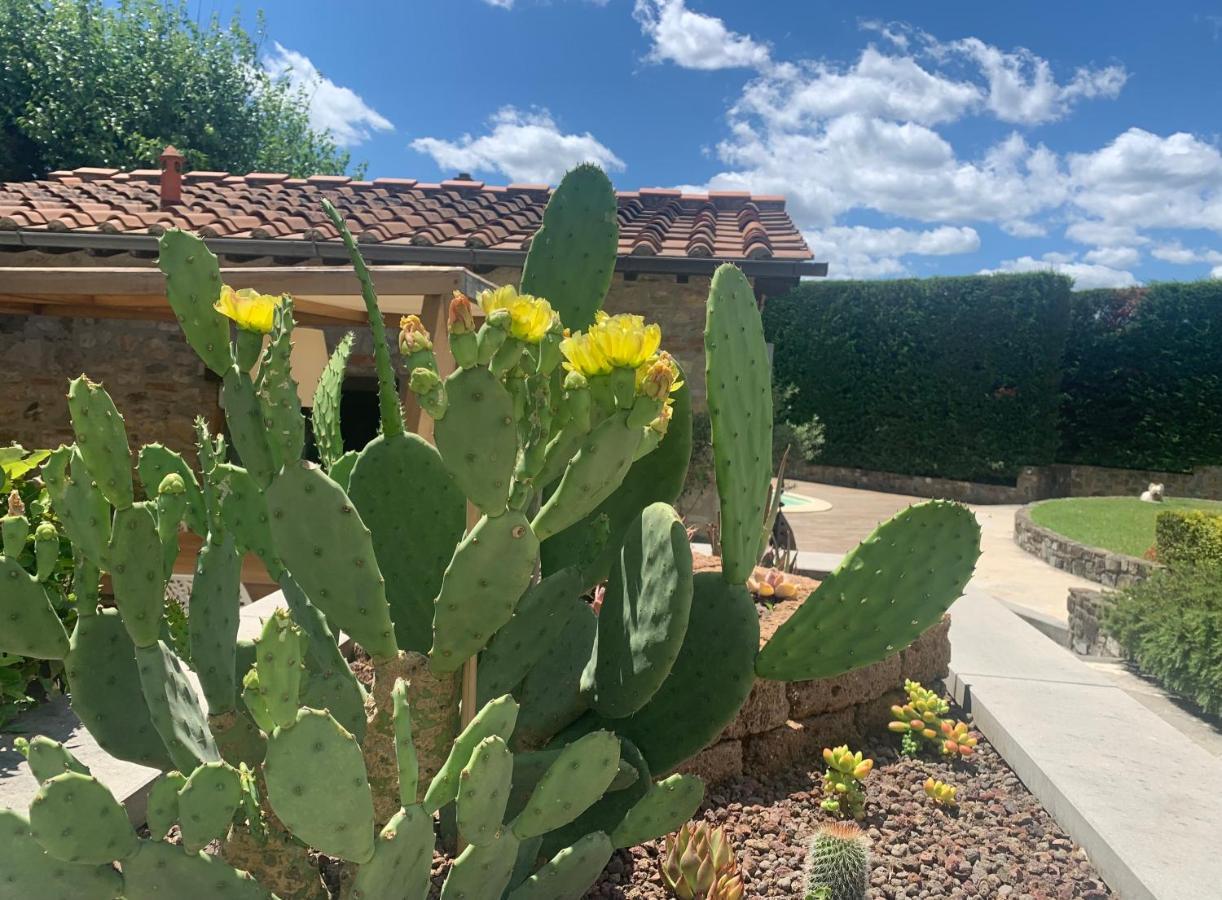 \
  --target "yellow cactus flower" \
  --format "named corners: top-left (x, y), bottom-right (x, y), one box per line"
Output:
top-left (559, 330), bottom-right (613, 377)
top-left (476, 284), bottom-right (555, 343)
top-left (587, 311), bottom-right (661, 369)
top-left (214, 285), bottom-right (281, 333)
top-left (635, 351), bottom-right (684, 400)
top-left (398, 315), bottom-right (433, 355)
